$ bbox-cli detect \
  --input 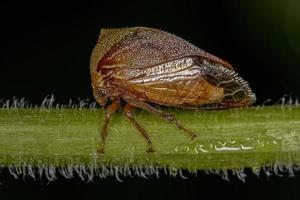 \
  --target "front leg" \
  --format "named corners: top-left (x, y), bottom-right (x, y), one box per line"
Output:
top-left (98, 101), bottom-right (120, 154)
